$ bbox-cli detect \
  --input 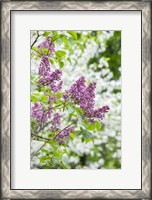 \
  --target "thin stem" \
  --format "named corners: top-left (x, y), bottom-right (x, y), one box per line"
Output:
top-left (35, 121), bottom-right (52, 134)
top-left (34, 123), bottom-right (41, 134)
top-left (52, 34), bottom-right (64, 42)
top-left (33, 103), bottom-right (65, 134)
top-left (41, 103), bottom-right (64, 127)
top-left (31, 120), bottom-right (77, 157)
top-left (53, 121), bottom-right (77, 140)
top-left (44, 103), bottom-right (64, 112)
top-left (37, 80), bottom-right (53, 87)
top-left (31, 48), bottom-right (45, 56)
top-left (31, 31), bottom-right (40, 48)
top-left (32, 133), bottom-right (50, 141)
top-left (31, 141), bottom-right (47, 158)
top-left (32, 103), bottom-right (63, 114)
